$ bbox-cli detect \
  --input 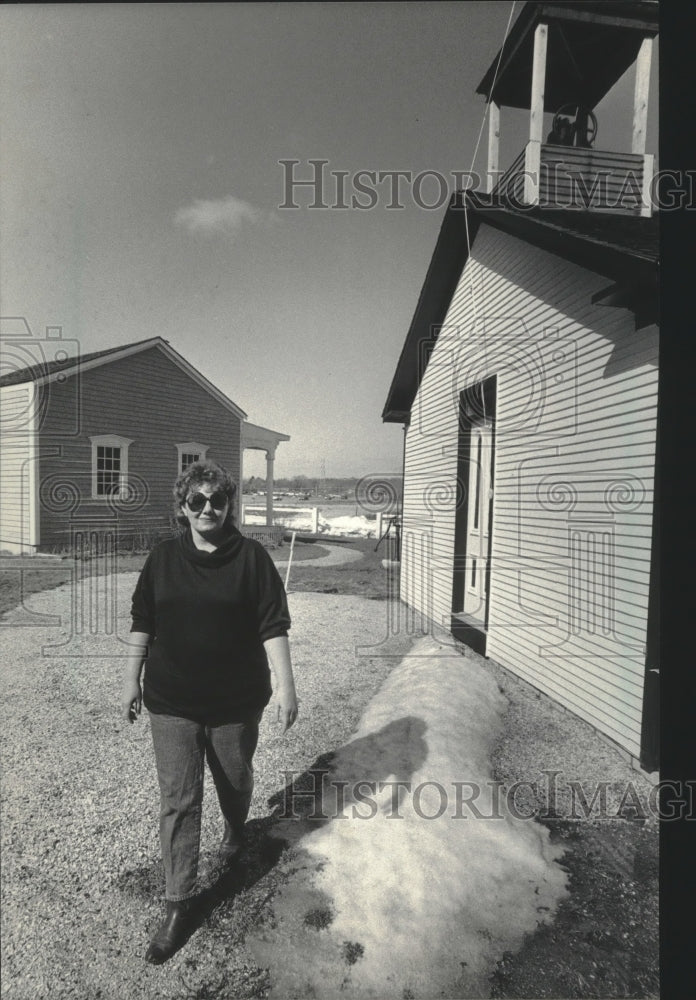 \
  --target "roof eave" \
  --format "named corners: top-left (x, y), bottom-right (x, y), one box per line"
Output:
top-left (382, 192), bottom-right (658, 424)
top-left (6, 337), bottom-right (248, 421)
top-left (382, 408), bottom-right (411, 425)
top-left (381, 191), bottom-right (476, 424)
top-left (29, 337), bottom-right (167, 388)
top-left (470, 197), bottom-right (659, 285)
top-left (476, 1), bottom-right (659, 109)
